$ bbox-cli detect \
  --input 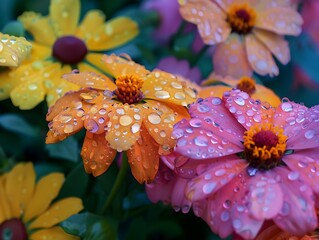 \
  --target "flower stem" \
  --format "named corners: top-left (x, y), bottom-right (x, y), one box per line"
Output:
top-left (101, 152), bottom-right (128, 214)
